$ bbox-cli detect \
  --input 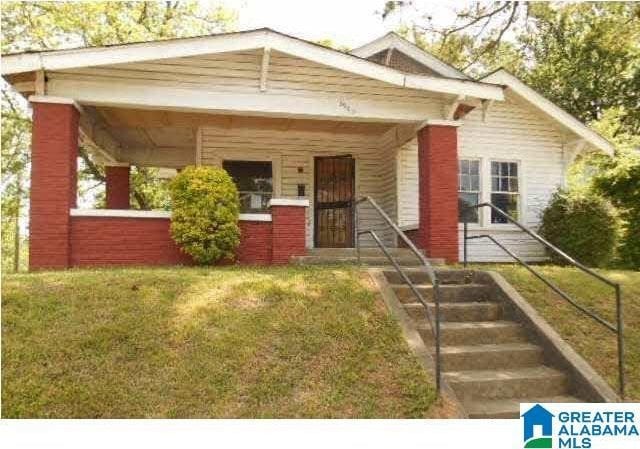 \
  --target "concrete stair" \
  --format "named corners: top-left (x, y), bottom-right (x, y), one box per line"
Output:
top-left (293, 248), bottom-right (445, 267)
top-left (383, 268), bottom-right (585, 418)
